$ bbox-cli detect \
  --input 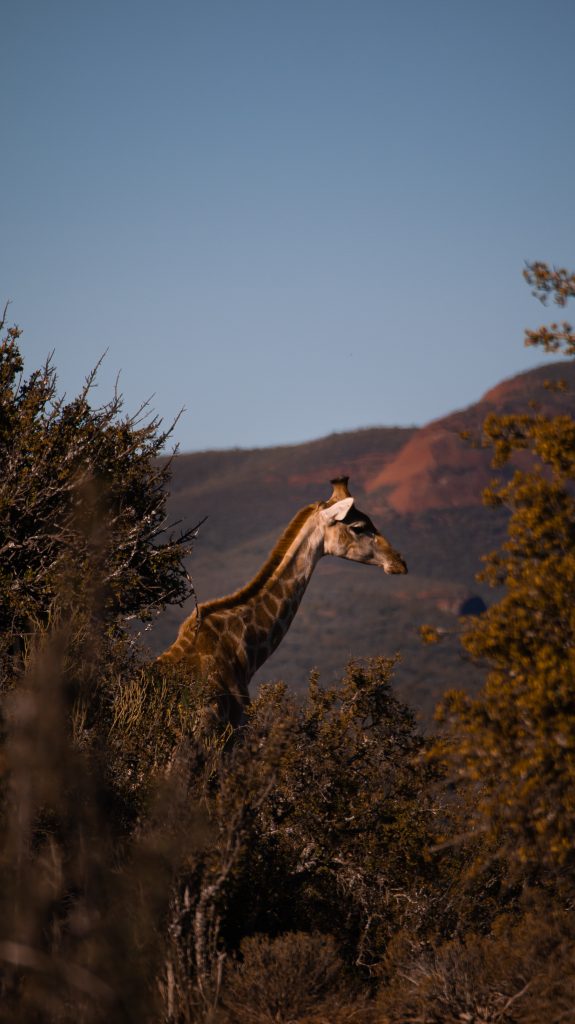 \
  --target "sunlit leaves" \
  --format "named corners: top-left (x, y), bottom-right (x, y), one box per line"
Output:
top-left (437, 264), bottom-right (575, 877)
